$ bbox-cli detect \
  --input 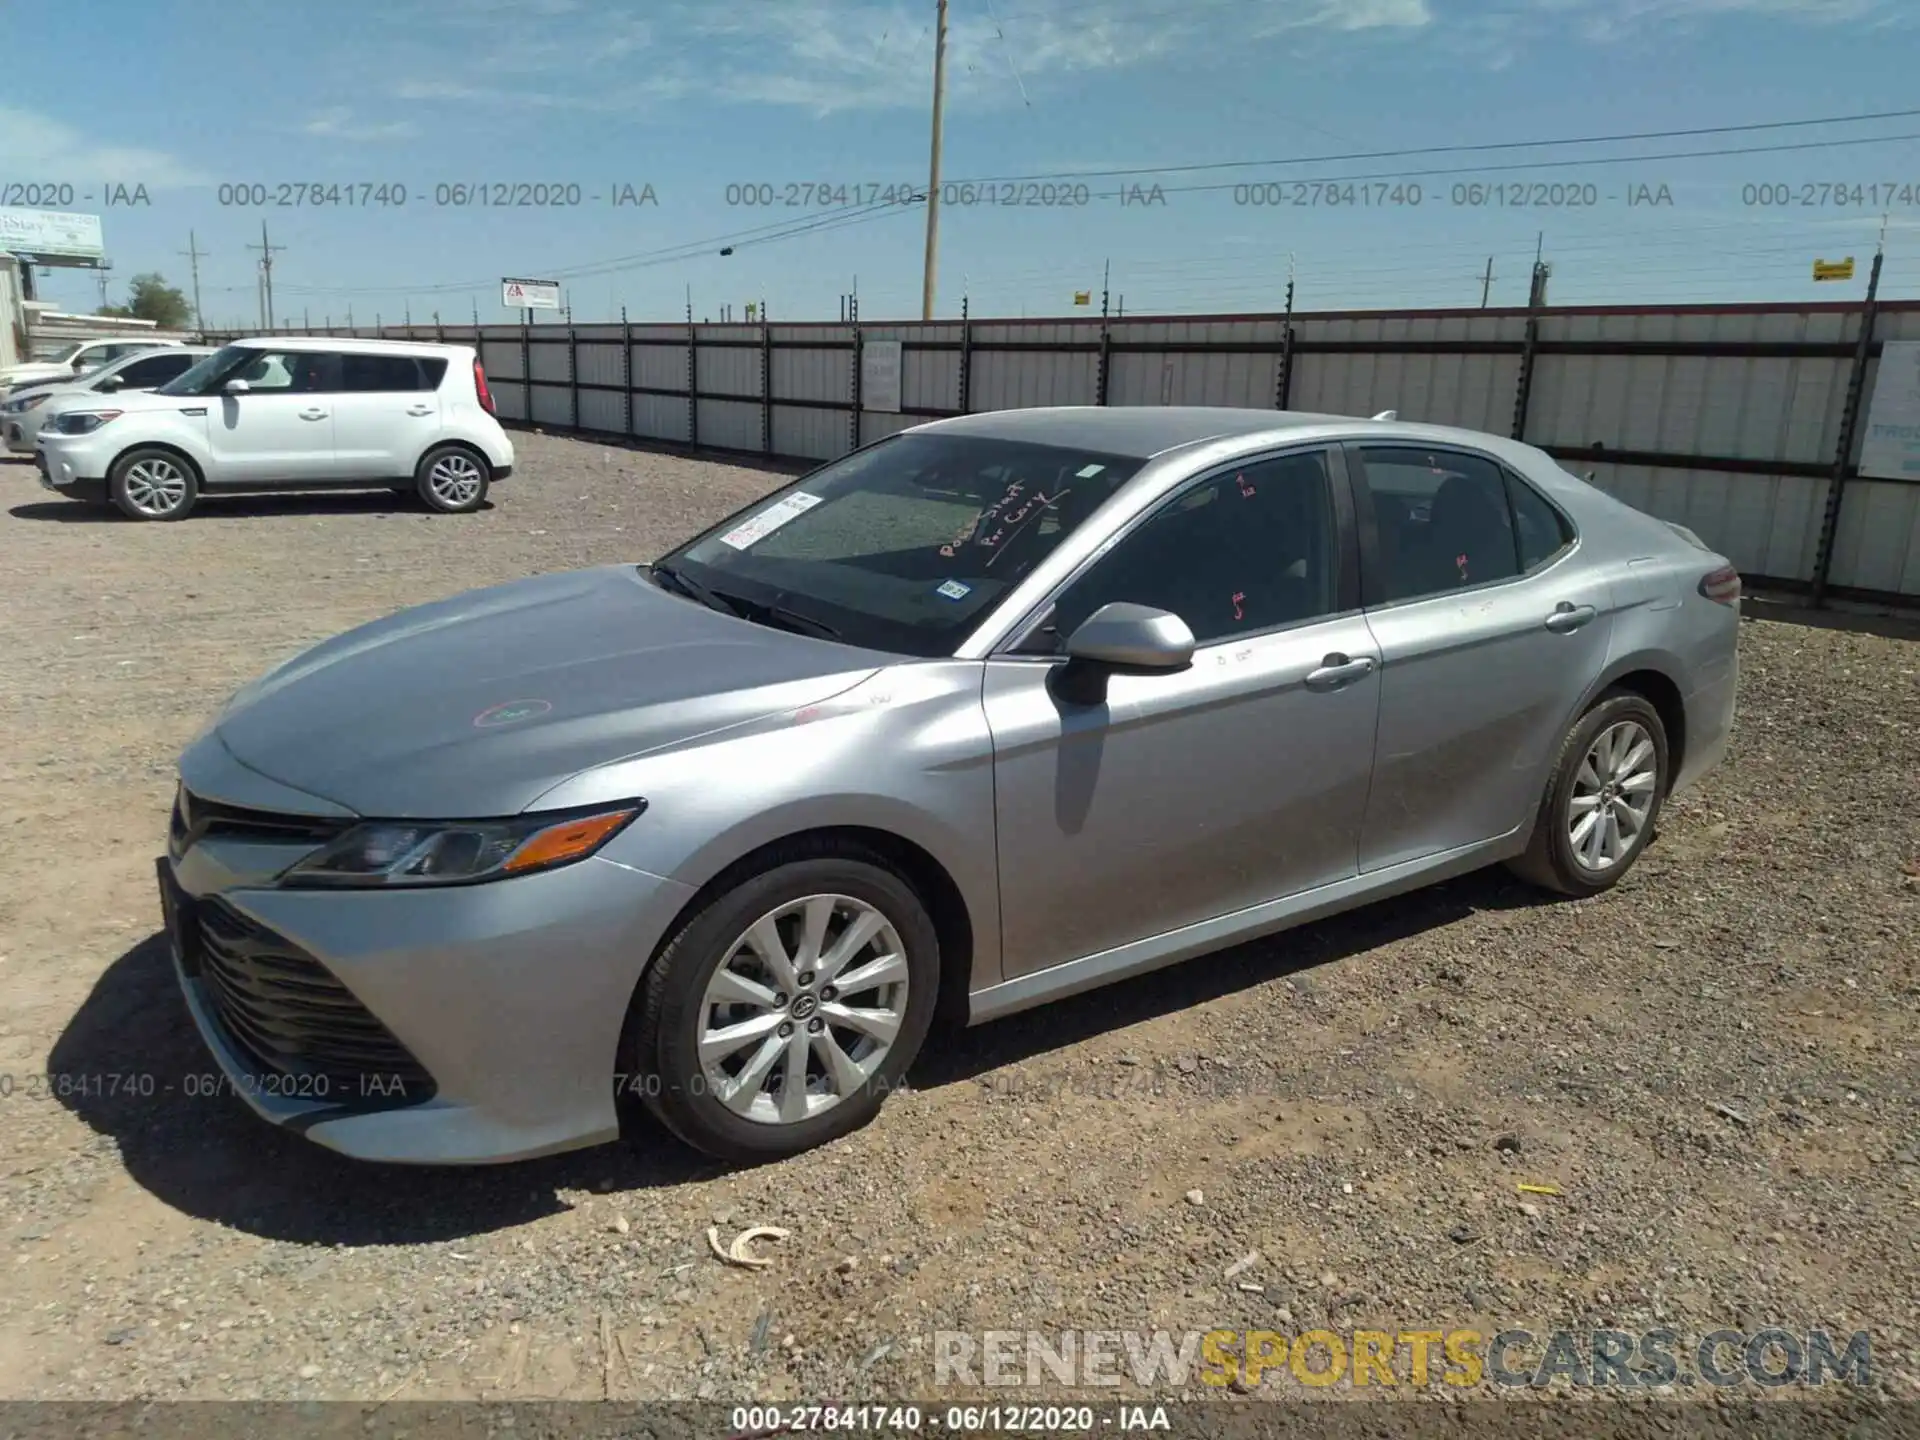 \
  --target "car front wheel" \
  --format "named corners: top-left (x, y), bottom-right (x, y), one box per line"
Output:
top-left (109, 448), bottom-right (199, 521)
top-left (624, 844), bottom-right (940, 1162)
top-left (1509, 689), bottom-right (1669, 897)
top-left (415, 444), bottom-right (490, 513)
